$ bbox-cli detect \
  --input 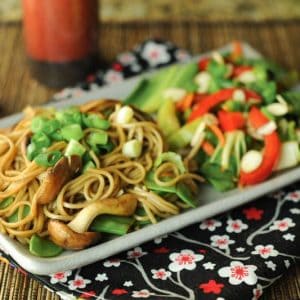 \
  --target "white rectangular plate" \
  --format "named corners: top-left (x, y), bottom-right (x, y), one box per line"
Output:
top-left (1, 43), bottom-right (299, 275)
